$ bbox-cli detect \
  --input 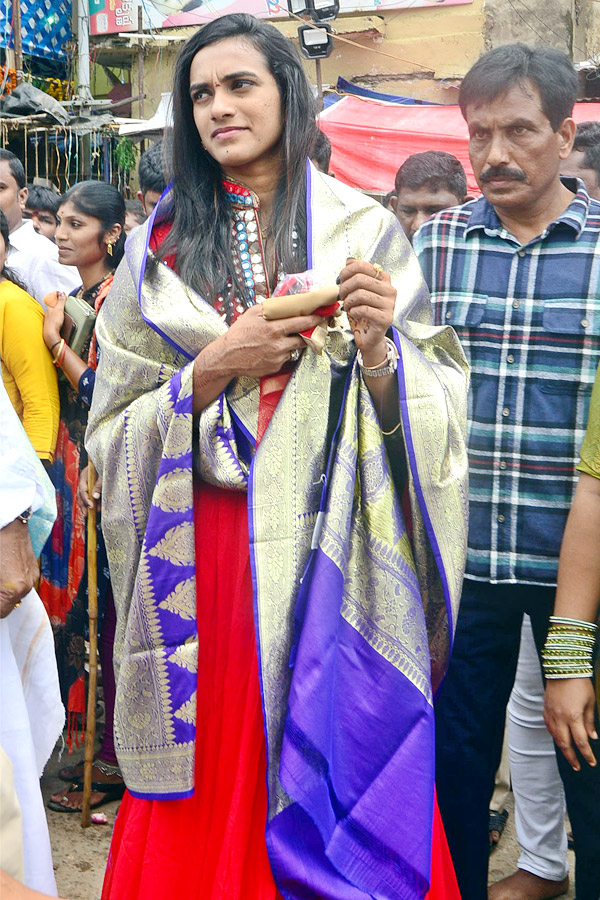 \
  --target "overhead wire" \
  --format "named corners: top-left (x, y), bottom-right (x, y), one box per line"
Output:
top-left (503, 0), bottom-right (549, 45)
top-left (138, 0), bottom-right (463, 76)
top-left (286, 8), bottom-right (448, 73)
top-left (510, 0), bottom-right (588, 58)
